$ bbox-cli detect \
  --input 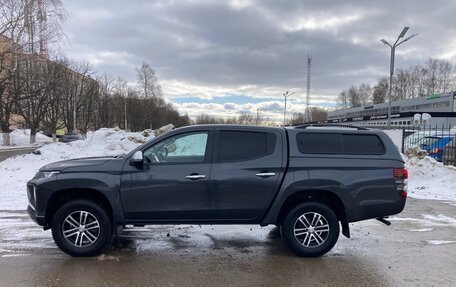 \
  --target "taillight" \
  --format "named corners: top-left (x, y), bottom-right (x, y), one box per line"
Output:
top-left (394, 168), bottom-right (408, 179)
top-left (394, 168), bottom-right (408, 198)
top-left (430, 148), bottom-right (443, 154)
